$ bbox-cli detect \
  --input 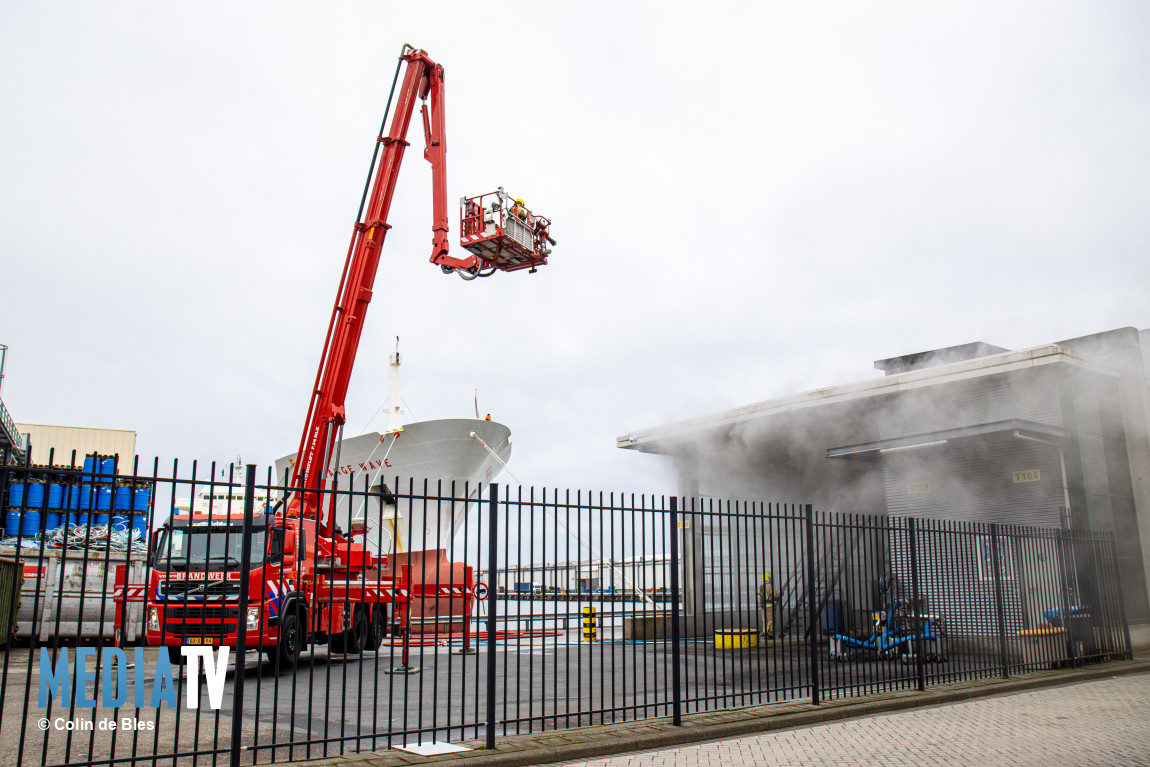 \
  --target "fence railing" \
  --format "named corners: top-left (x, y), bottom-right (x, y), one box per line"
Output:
top-left (0, 459), bottom-right (1132, 767)
top-left (0, 397), bottom-right (22, 464)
